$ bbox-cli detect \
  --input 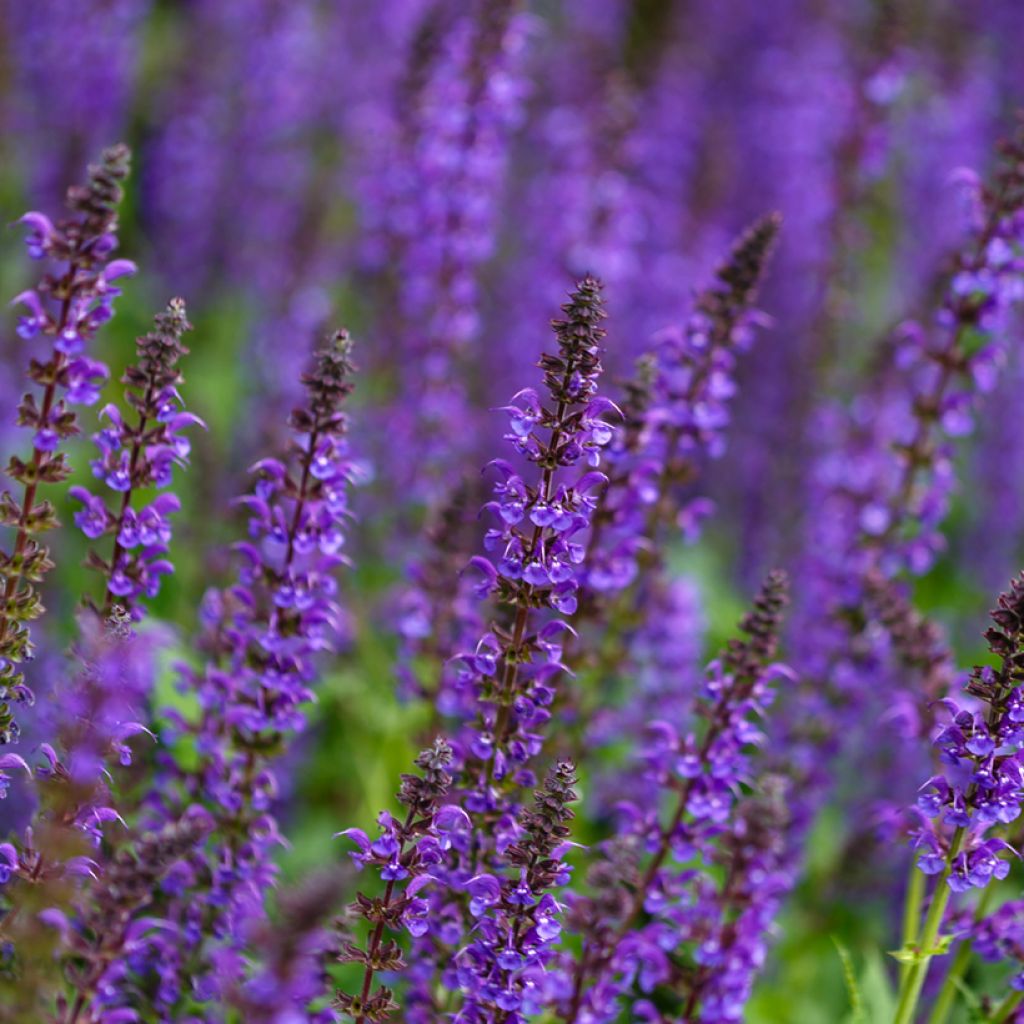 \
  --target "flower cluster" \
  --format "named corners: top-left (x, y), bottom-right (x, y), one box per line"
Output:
top-left (206, 329), bottom-right (357, 737)
top-left (135, 330), bottom-right (359, 1016)
top-left (391, 279), bottom-right (615, 1019)
top-left (558, 572), bottom-right (792, 1023)
top-left (445, 277), bottom-right (613, 801)
top-left (913, 573), bottom-right (1024, 890)
top-left (559, 217), bottom-right (780, 772)
top-left (336, 739), bottom-right (463, 1023)
top-left (762, 120), bottom-right (1024, 980)
top-left (0, 144), bottom-right (134, 742)
top-left (53, 808), bottom-right (214, 1024)
top-left (583, 212), bottom-right (781, 598)
top-left (70, 298), bottom-right (199, 614)
top-left (892, 572), bottom-right (1024, 1020)
top-left (857, 124), bottom-right (1024, 579)
top-left (973, 899), bottom-right (1024, 993)
top-left (0, 608), bottom-right (166, 1017)
top-left (362, 0), bottom-right (532, 498)
top-left (455, 760), bottom-right (578, 1021)
top-left (677, 776), bottom-right (794, 1023)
